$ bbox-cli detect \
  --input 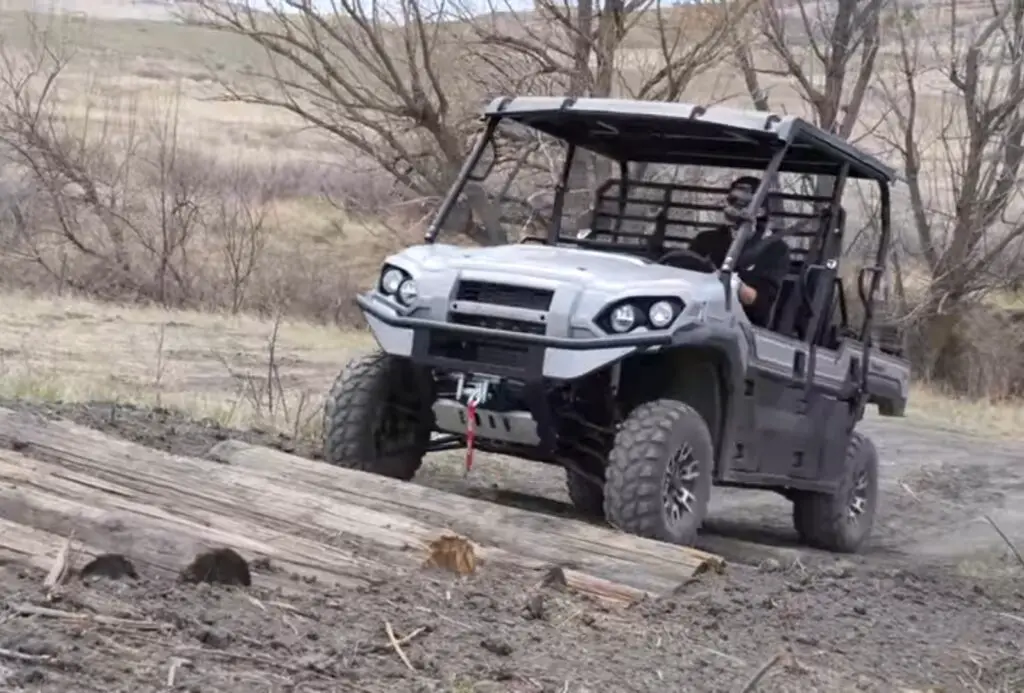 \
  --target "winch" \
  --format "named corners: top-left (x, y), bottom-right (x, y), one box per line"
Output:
top-left (431, 373), bottom-right (541, 473)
